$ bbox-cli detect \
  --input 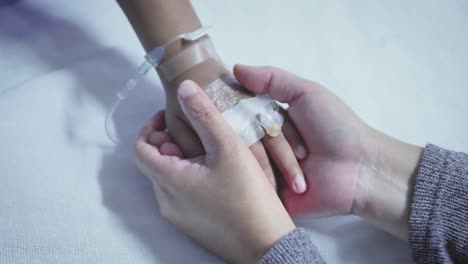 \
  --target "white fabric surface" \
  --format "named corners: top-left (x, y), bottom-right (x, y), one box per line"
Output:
top-left (1, 0), bottom-right (468, 263)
